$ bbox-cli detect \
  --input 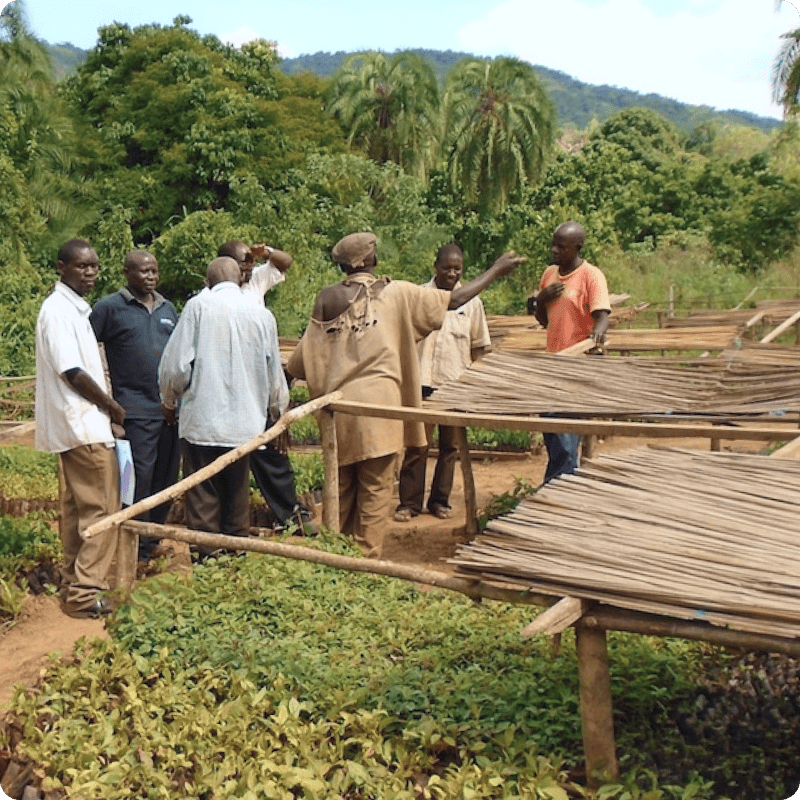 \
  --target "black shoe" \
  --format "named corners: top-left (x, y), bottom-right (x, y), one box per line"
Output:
top-left (62, 596), bottom-right (114, 619)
